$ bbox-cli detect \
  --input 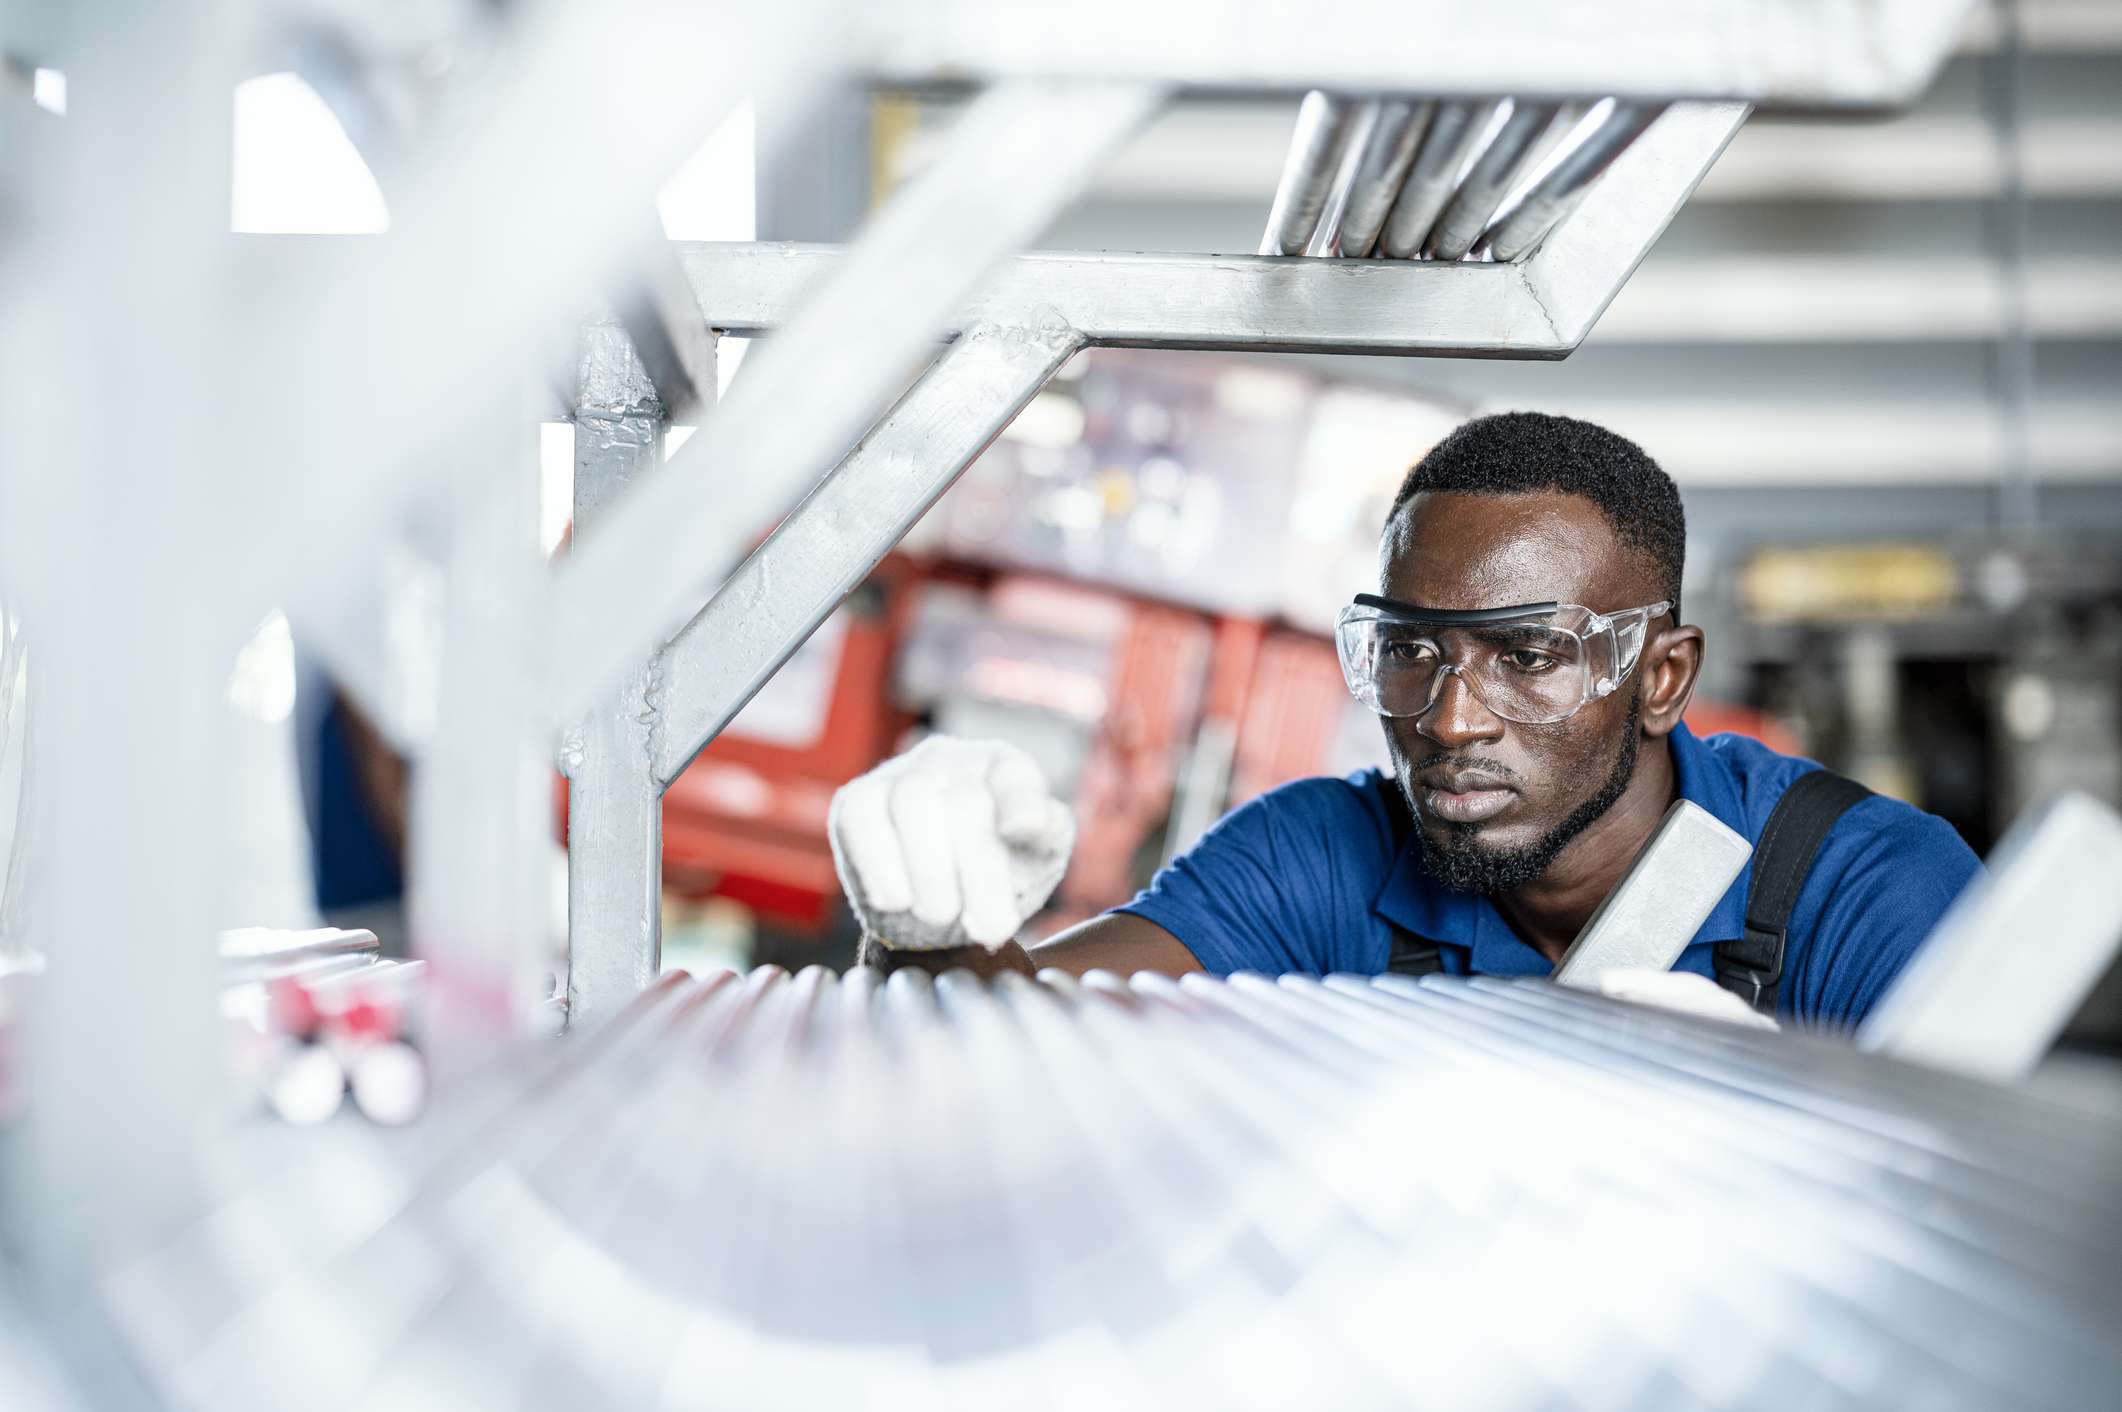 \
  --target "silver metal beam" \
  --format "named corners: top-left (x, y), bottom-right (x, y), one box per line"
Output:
top-left (563, 321), bottom-right (677, 1027)
top-left (683, 242), bottom-right (1561, 356)
top-left (859, 0), bottom-right (1979, 109)
top-left (653, 317), bottom-right (1084, 785)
